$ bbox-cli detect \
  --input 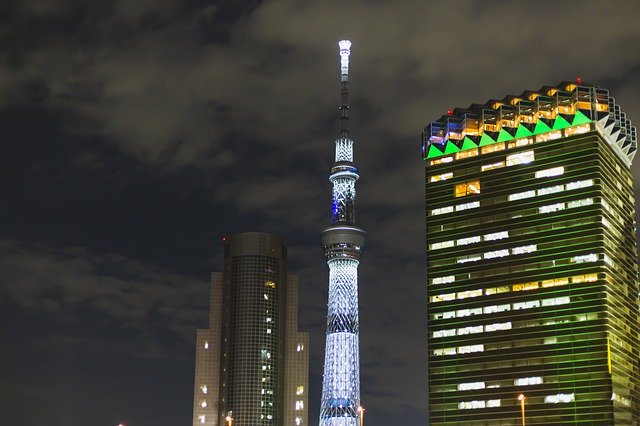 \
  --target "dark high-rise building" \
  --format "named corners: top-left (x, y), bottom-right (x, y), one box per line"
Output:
top-left (422, 82), bottom-right (639, 424)
top-left (192, 232), bottom-right (309, 426)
